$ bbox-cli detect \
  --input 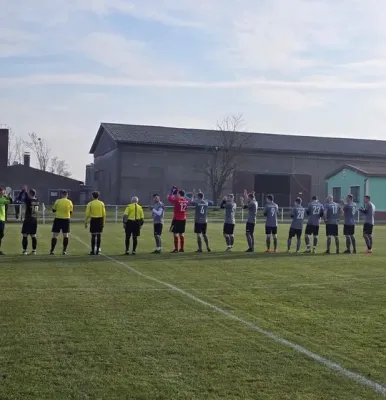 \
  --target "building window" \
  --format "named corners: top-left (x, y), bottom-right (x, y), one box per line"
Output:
top-left (332, 186), bottom-right (341, 202)
top-left (350, 186), bottom-right (360, 203)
